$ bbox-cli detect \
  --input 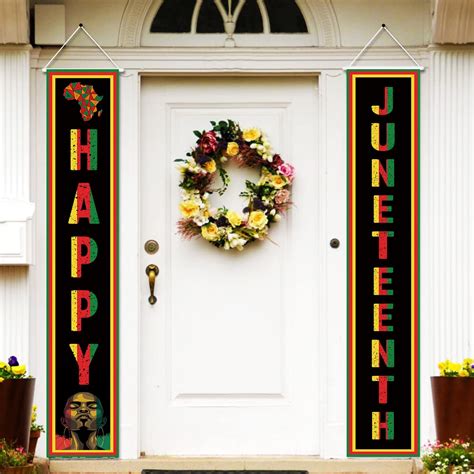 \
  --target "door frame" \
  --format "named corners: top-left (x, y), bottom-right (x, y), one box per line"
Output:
top-left (31, 47), bottom-right (427, 459)
top-left (134, 69), bottom-right (346, 459)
